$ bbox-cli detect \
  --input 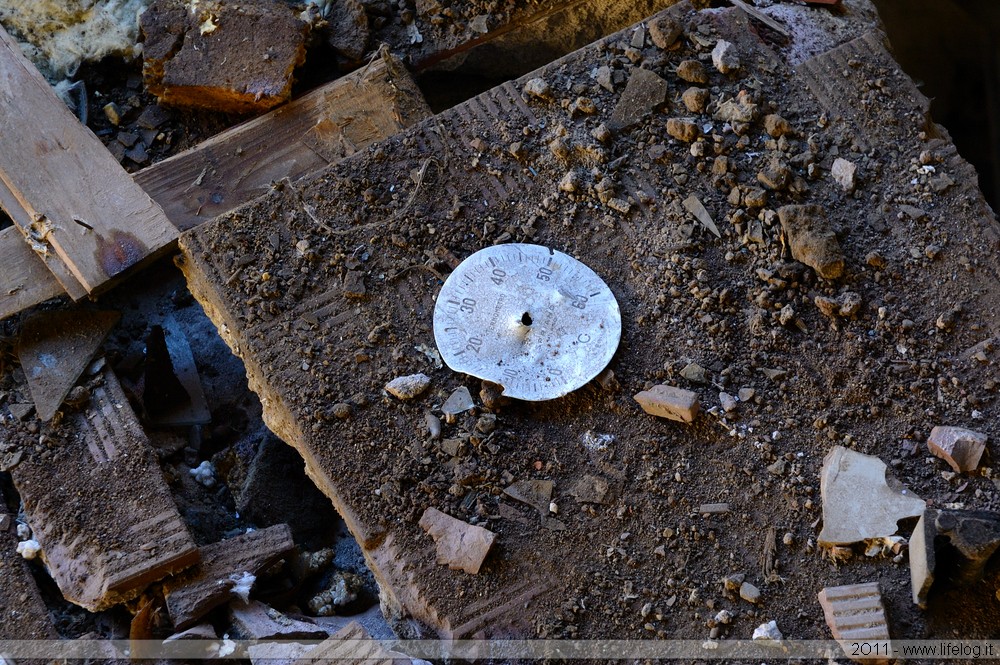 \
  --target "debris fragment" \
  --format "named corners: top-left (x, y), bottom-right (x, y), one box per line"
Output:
top-left (711, 40), bottom-right (740, 74)
top-left (910, 508), bottom-right (1000, 608)
top-left (16, 538), bottom-right (41, 560)
top-left (308, 571), bottom-right (365, 616)
top-left (229, 600), bottom-right (331, 640)
top-left (419, 507), bottom-right (495, 575)
top-left (17, 309), bottom-right (120, 421)
top-left (190, 460), bottom-right (216, 488)
top-left (141, 0), bottom-right (309, 113)
top-left (144, 317), bottom-right (211, 426)
top-left (385, 373), bottom-right (431, 399)
top-left (682, 87), bottom-right (710, 113)
top-left (9, 367), bottom-right (200, 611)
top-left (763, 114), bottom-right (792, 137)
top-left (739, 581), bottom-right (761, 604)
top-left (0, 502), bottom-right (56, 639)
top-left (831, 157), bottom-right (858, 193)
top-left (523, 77), bottom-right (552, 101)
top-left (752, 620), bottom-right (782, 642)
top-left (634, 385), bottom-right (700, 423)
top-left (164, 524), bottom-right (294, 630)
top-left (676, 59), bottom-right (708, 84)
top-left (163, 623), bottom-right (219, 642)
top-left (442, 386), bottom-right (475, 416)
top-left (667, 118), bottom-right (701, 143)
top-left (504, 480), bottom-right (554, 515)
top-left (648, 14), bottom-right (681, 49)
top-left (818, 582), bottom-right (891, 664)
top-left (609, 68), bottom-right (669, 131)
top-left (818, 446), bottom-right (925, 547)
top-left (683, 195), bottom-right (721, 238)
top-left (926, 426), bottom-right (987, 473)
top-left (777, 205), bottom-right (846, 279)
